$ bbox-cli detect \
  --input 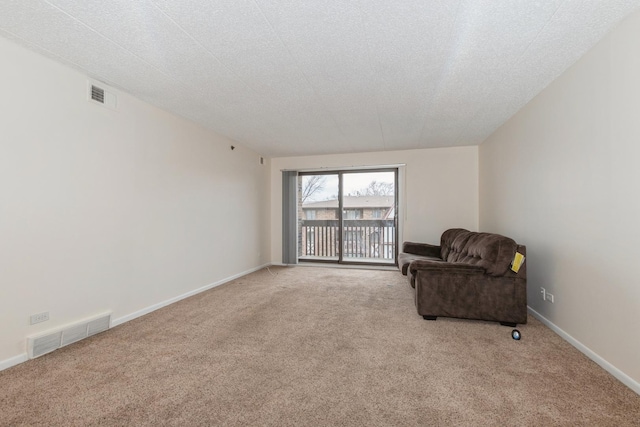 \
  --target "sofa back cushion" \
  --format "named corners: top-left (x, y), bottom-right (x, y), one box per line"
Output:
top-left (444, 230), bottom-right (517, 276)
top-left (440, 228), bottom-right (470, 260)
